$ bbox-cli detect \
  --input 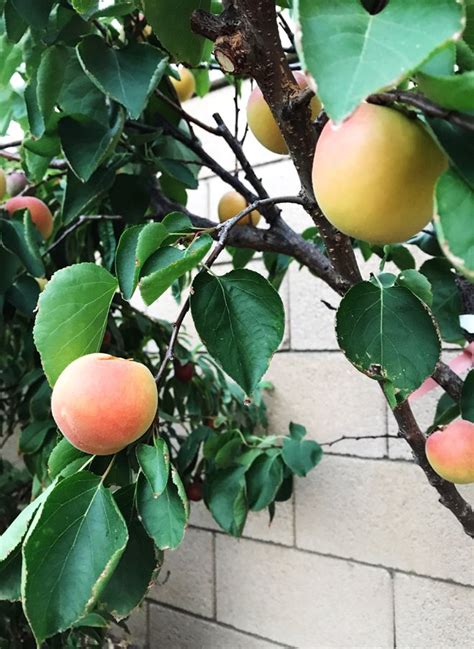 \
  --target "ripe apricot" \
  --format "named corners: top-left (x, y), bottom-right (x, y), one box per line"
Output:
top-left (218, 191), bottom-right (260, 227)
top-left (247, 71), bottom-right (322, 154)
top-left (171, 67), bottom-right (195, 103)
top-left (312, 103), bottom-right (447, 245)
top-left (5, 196), bottom-right (53, 239)
top-left (426, 419), bottom-right (474, 484)
top-left (6, 171), bottom-right (27, 197)
top-left (51, 353), bottom-right (158, 455)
